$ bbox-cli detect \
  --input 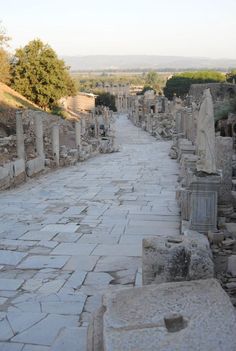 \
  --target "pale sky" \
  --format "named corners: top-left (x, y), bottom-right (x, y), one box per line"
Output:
top-left (1, 0), bottom-right (236, 58)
